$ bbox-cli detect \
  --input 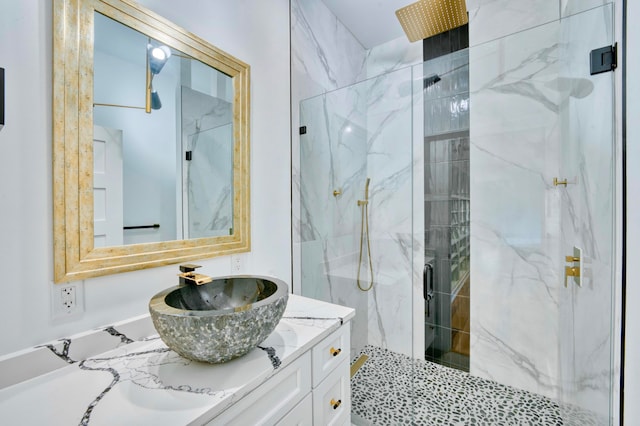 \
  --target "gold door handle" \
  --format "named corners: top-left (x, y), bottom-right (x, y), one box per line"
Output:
top-left (330, 347), bottom-right (342, 357)
top-left (553, 178), bottom-right (568, 186)
top-left (330, 398), bottom-right (342, 409)
top-left (565, 256), bottom-right (580, 263)
top-left (565, 266), bottom-right (580, 287)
